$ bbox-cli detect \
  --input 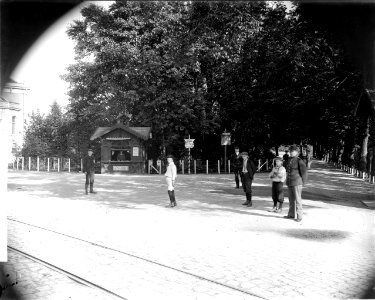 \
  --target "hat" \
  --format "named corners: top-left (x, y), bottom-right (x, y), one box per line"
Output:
top-left (241, 152), bottom-right (249, 156)
top-left (235, 146), bottom-right (240, 149)
top-left (166, 155), bottom-right (174, 159)
top-left (274, 157), bottom-right (283, 162)
top-left (88, 148), bottom-right (93, 152)
top-left (289, 145), bottom-right (299, 152)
